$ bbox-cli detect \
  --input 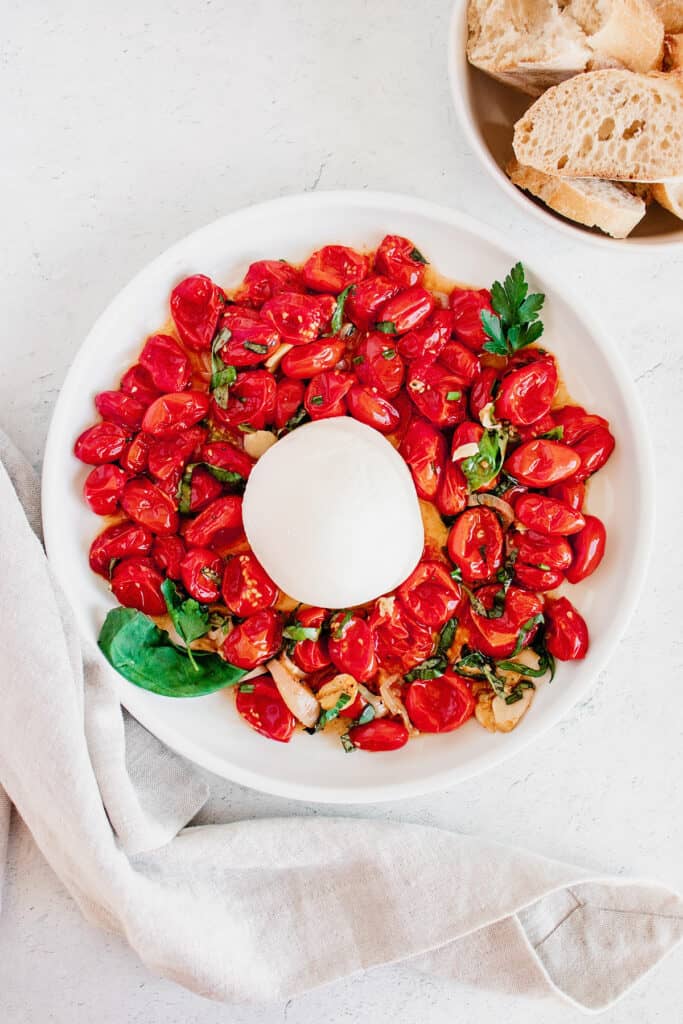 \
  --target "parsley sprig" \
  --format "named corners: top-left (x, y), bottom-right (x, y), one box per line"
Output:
top-left (481, 263), bottom-right (545, 357)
